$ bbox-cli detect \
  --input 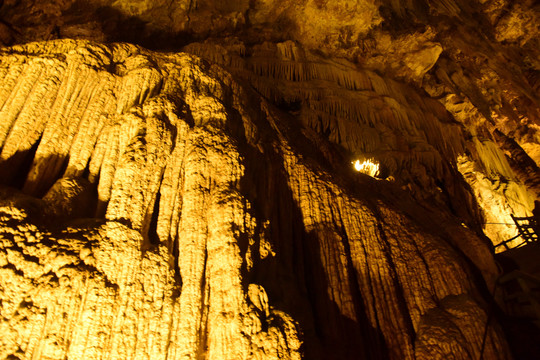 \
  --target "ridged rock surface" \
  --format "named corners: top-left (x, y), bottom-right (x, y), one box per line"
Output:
top-left (0, 0), bottom-right (539, 359)
top-left (0, 0), bottom-right (538, 249)
top-left (0, 40), bottom-right (514, 360)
